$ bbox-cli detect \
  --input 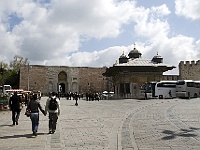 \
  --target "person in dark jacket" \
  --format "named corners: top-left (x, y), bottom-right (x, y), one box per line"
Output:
top-left (27, 94), bottom-right (46, 136)
top-left (9, 92), bottom-right (22, 125)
